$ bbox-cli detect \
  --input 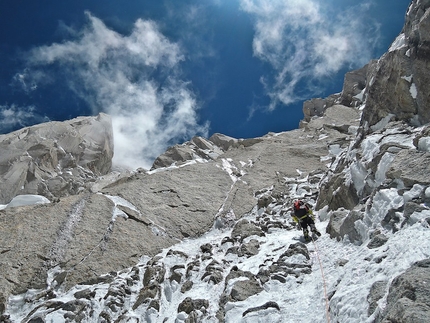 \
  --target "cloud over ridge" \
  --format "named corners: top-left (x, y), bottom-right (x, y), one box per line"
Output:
top-left (21, 12), bottom-right (208, 170)
top-left (240, 0), bottom-right (380, 109)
